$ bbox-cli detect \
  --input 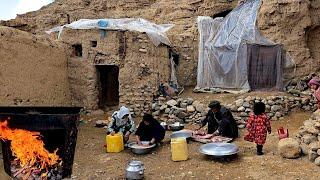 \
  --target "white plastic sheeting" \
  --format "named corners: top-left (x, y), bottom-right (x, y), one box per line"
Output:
top-left (196, 0), bottom-right (293, 90)
top-left (46, 18), bottom-right (174, 46)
